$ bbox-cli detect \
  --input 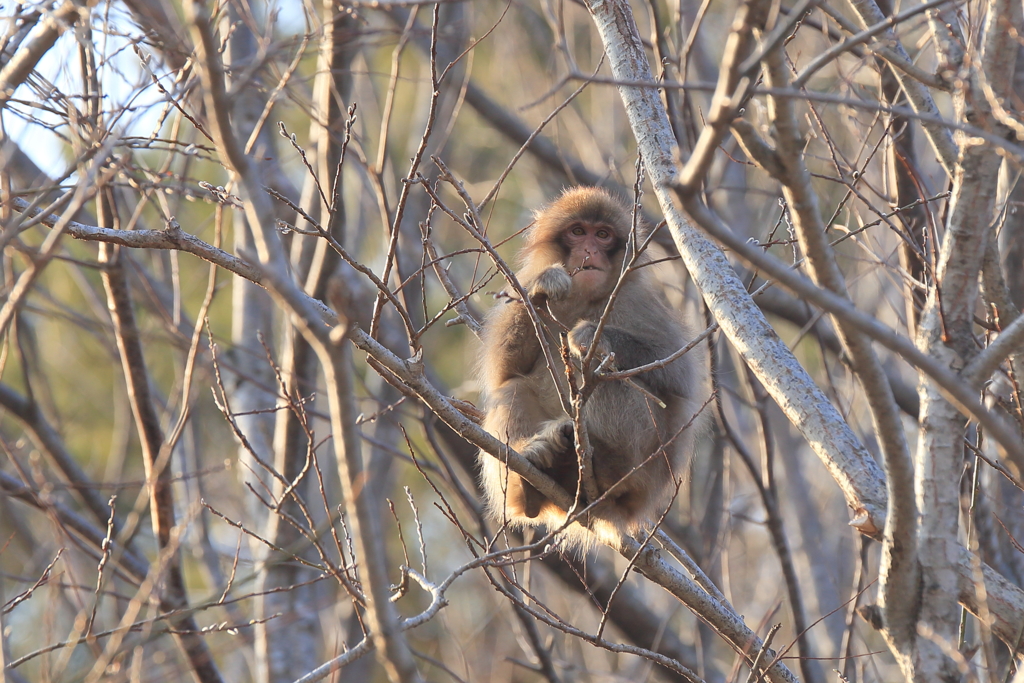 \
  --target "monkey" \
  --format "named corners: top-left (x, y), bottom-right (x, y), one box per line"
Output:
top-left (477, 186), bottom-right (706, 550)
